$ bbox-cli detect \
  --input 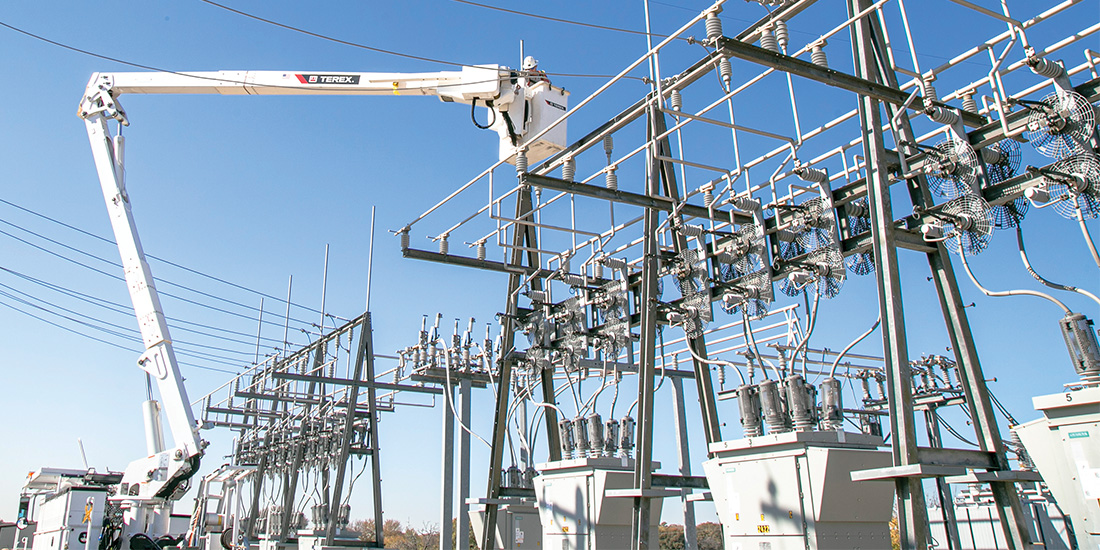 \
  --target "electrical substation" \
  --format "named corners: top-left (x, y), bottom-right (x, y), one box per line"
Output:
top-left (7, 1), bottom-right (1100, 550)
